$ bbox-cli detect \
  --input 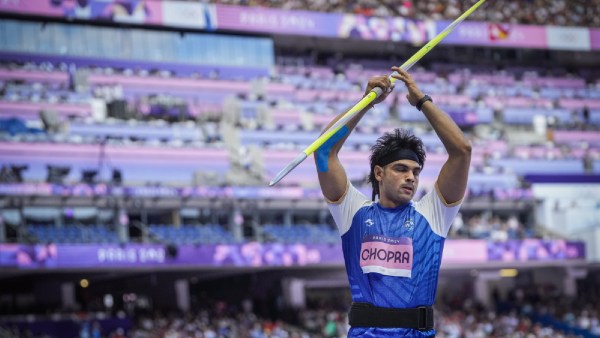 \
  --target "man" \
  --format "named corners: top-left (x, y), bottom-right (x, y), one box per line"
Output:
top-left (314, 67), bottom-right (471, 337)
